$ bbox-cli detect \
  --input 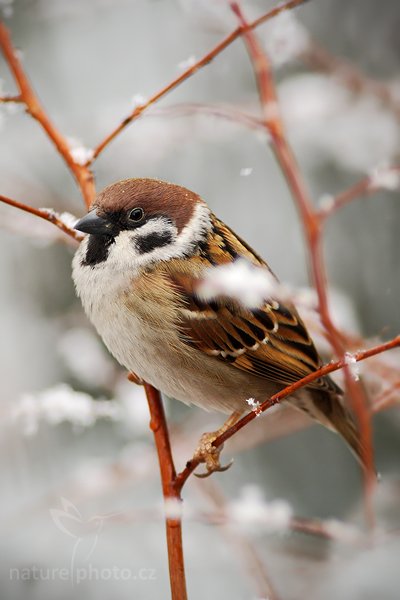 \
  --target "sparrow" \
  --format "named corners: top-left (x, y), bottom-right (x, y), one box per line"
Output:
top-left (72, 178), bottom-right (364, 475)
